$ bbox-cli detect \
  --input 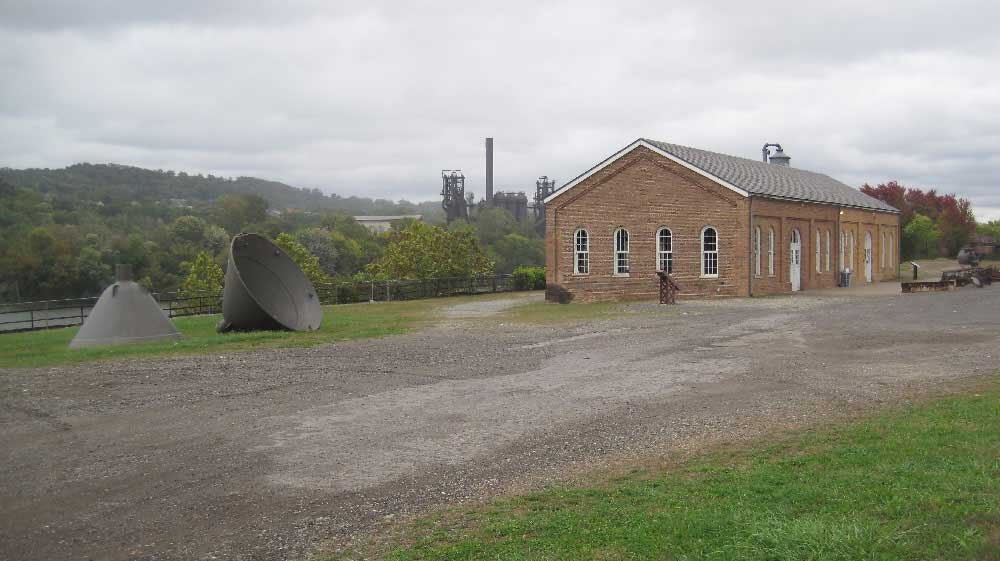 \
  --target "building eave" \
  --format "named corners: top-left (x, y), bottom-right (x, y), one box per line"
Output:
top-left (543, 139), bottom-right (750, 205)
